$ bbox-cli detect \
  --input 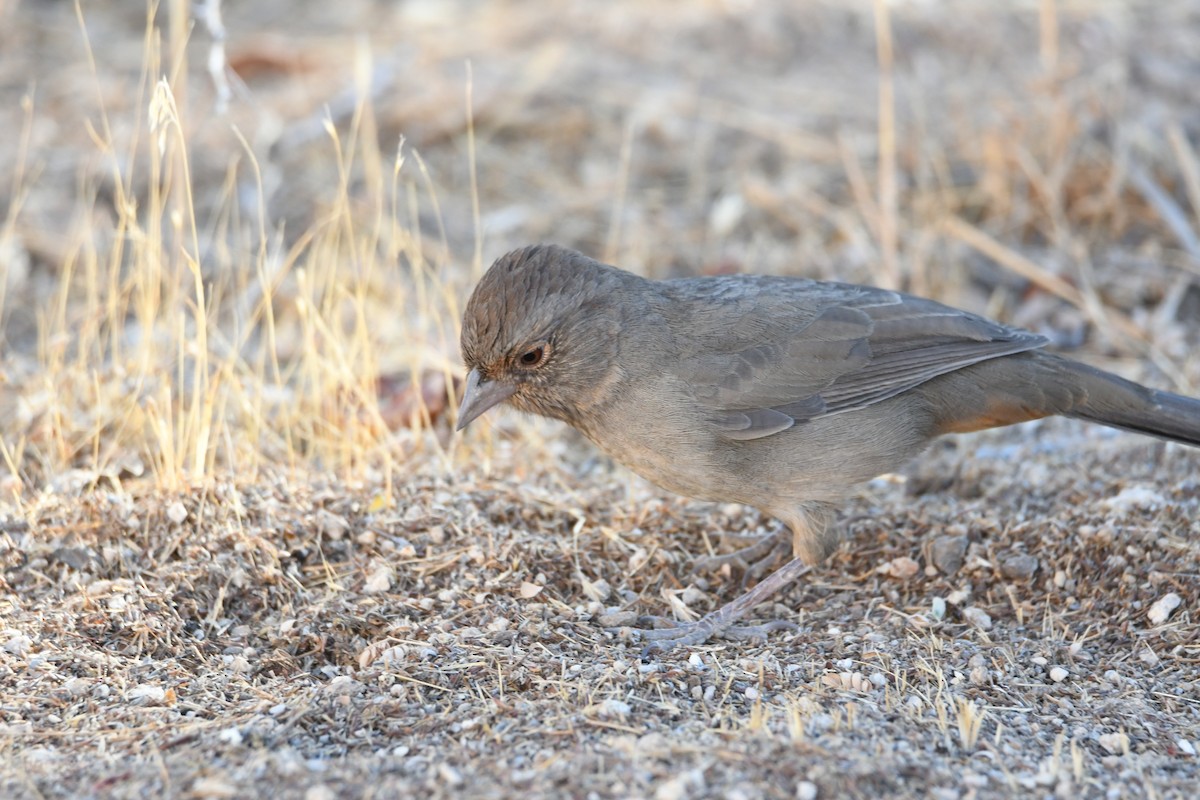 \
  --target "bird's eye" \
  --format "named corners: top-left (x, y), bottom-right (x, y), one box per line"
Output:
top-left (519, 345), bottom-right (546, 367)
